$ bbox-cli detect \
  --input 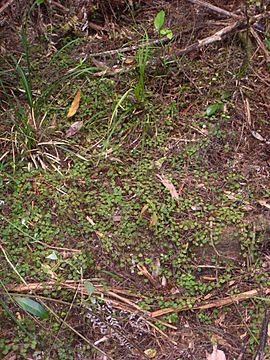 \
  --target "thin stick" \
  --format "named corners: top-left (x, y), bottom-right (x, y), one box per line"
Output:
top-left (187, 0), bottom-right (240, 18)
top-left (88, 36), bottom-right (171, 58)
top-left (151, 288), bottom-right (270, 317)
top-left (0, 245), bottom-right (27, 285)
top-left (253, 308), bottom-right (270, 360)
